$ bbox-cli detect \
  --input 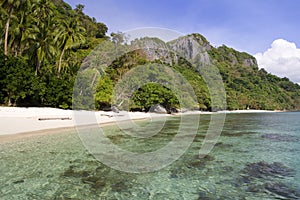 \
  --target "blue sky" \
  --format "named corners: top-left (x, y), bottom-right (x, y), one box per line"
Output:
top-left (64, 0), bottom-right (300, 83)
